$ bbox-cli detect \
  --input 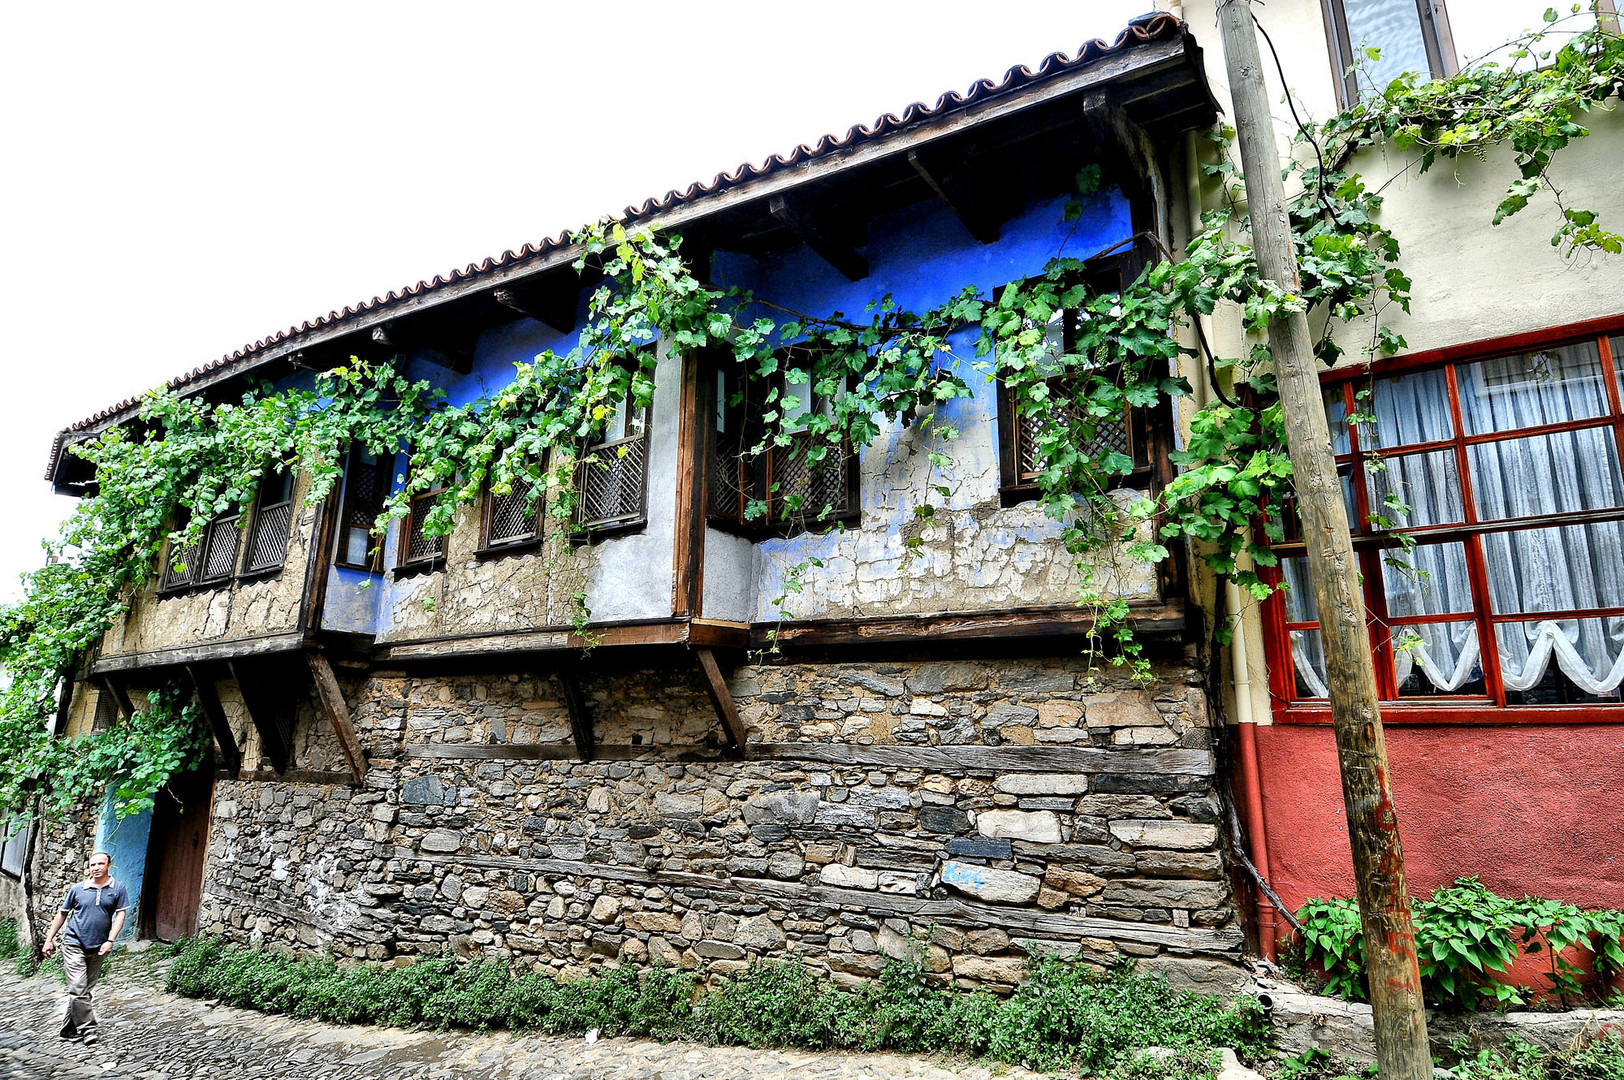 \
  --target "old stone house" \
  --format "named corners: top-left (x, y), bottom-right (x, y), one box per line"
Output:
top-left (13, 0), bottom-right (1623, 993)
